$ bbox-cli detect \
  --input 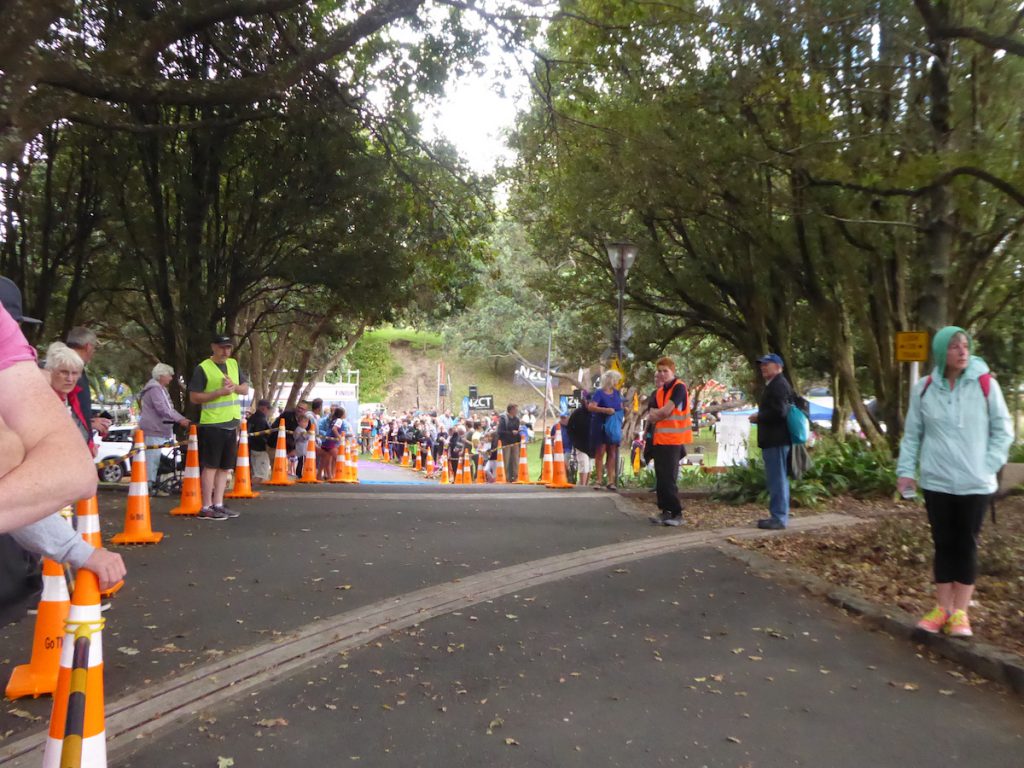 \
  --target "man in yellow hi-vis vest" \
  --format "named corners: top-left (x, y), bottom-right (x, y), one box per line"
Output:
top-left (188, 334), bottom-right (250, 520)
